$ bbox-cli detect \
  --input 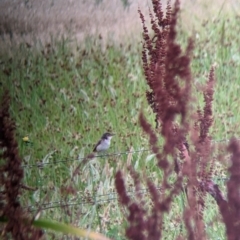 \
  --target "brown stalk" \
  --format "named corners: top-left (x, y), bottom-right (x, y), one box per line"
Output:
top-left (0, 92), bottom-right (43, 239)
top-left (115, 0), bottom-right (220, 239)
